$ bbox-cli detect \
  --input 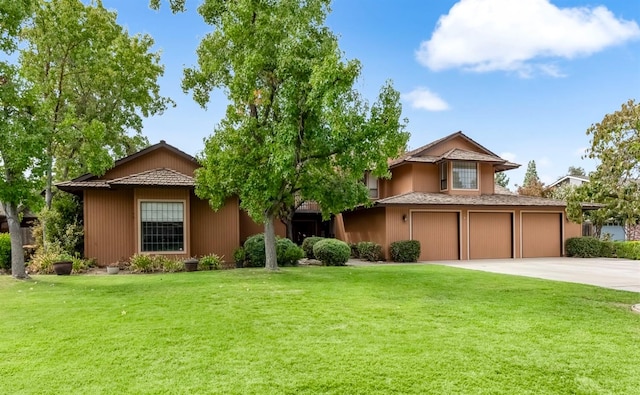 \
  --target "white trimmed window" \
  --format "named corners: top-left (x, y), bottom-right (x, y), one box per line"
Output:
top-left (366, 173), bottom-right (378, 198)
top-left (452, 162), bottom-right (478, 189)
top-left (140, 202), bottom-right (184, 252)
